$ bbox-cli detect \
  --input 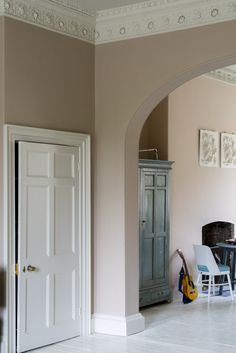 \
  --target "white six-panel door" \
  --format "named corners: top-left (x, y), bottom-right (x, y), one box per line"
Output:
top-left (17, 142), bottom-right (81, 352)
